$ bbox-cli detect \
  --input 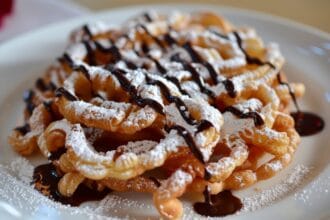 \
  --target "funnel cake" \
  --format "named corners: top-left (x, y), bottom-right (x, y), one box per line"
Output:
top-left (9, 11), bottom-right (307, 219)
